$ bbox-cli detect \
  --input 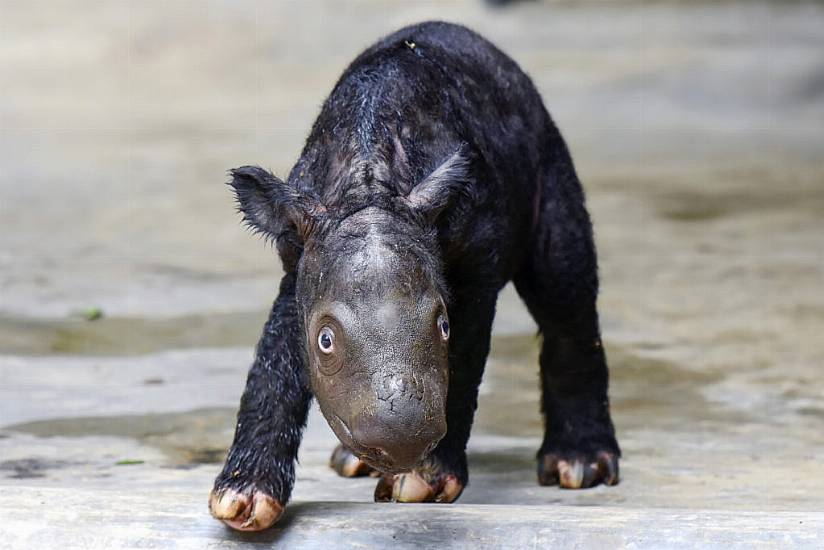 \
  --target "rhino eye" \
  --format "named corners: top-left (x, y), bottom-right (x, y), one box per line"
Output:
top-left (318, 326), bottom-right (335, 354)
top-left (438, 314), bottom-right (450, 340)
